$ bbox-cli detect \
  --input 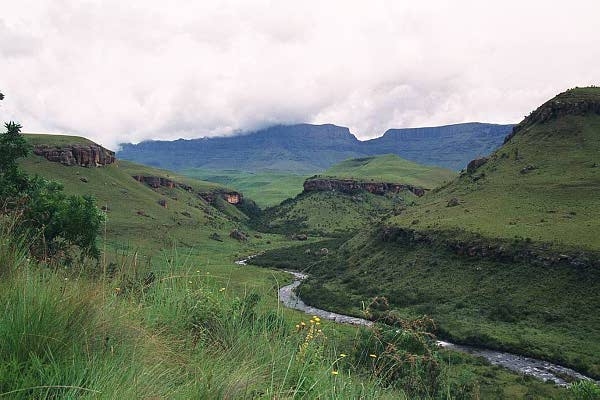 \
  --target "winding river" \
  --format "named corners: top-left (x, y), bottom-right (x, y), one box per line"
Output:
top-left (237, 258), bottom-right (596, 386)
